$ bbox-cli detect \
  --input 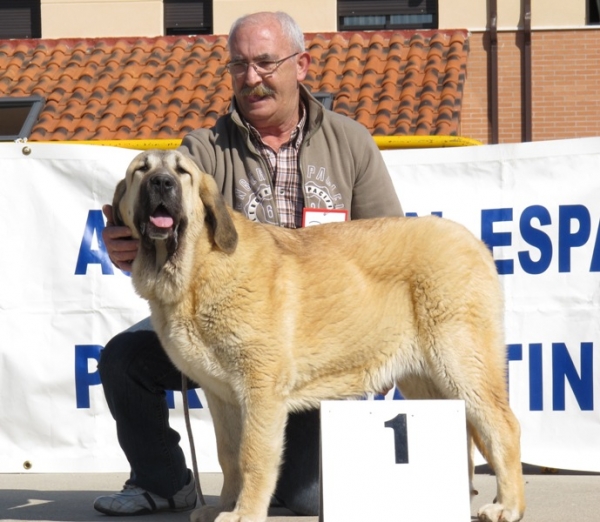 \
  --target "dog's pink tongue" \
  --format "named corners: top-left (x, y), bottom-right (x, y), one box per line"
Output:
top-left (150, 211), bottom-right (174, 228)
